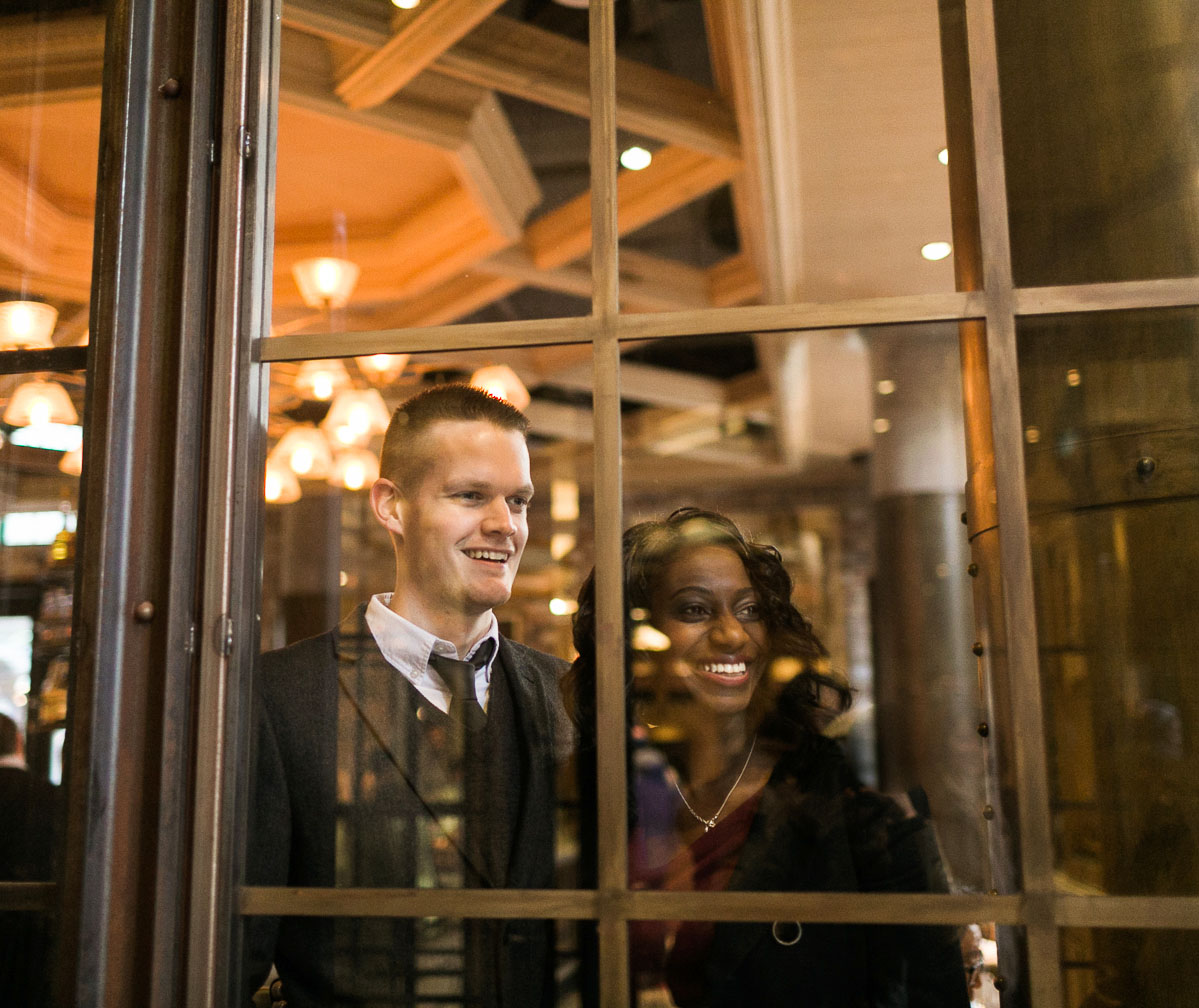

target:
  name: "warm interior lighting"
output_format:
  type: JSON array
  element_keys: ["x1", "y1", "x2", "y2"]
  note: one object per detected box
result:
[
  {"x1": 550, "y1": 479, "x2": 579, "y2": 522},
  {"x1": 921, "y1": 241, "x2": 952, "y2": 261},
  {"x1": 550, "y1": 532, "x2": 576, "y2": 561},
  {"x1": 0, "y1": 301, "x2": 58, "y2": 350},
  {"x1": 291, "y1": 257, "x2": 360, "y2": 310},
  {"x1": 470, "y1": 364, "x2": 530, "y2": 410},
  {"x1": 295, "y1": 359, "x2": 351, "y2": 401},
  {"x1": 392, "y1": 0, "x2": 420, "y2": 8},
  {"x1": 10, "y1": 423, "x2": 82, "y2": 451},
  {"x1": 1024, "y1": 427, "x2": 1041, "y2": 444},
  {"x1": 620, "y1": 146, "x2": 652, "y2": 171},
  {"x1": 264, "y1": 461, "x2": 301, "y2": 504},
  {"x1": 271, "y1": 424, "x2": 333, "y2": 479},
  {"x1": 321, "y1": 388, "x2": 390, "y2": 447},
  {"x1": 873, "y1": 417, "x2": 891, "y2": 434},
  {"x1": 876, "y1": 379, "x2": 896, "y2": 395},
  {"x1": 548, "y1": 597, "x2": 578, "y2": 616},
  {"x1": 1066, "y1": 368, "x2": 1082, "y2": 387},
  {"x1": 938, "y1": 147, "x2": 949, "y2": 165},
  {"x1": 632, "y1": 624, "x2": 671, "y2": 652},
  {"x1": 329, "y1": 447, "x2": 380, "y2": 491},
  {"x1": 59, "y1": 446, "x2": 83, "y2": 477},
  {"x1": 355, "y1": 353, "x2": 409, "y2": 386},
  {"x1": 4, "y1": 380, "x2": 78, "y2": 427}
]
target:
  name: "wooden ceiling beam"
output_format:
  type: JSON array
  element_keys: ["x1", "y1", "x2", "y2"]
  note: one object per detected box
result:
[
  {"x1": 523, "y1": 145, "x2": 740, "y2": 271},
  {"x1": 282, "y1": 0, "x2": 390, "y2": 48},
  {"x1": 707, "y1": 253, "x2": 761, "y2": 307},
  {"x1": 0, "y1": 155, "x2": 92, "y2": 292},
  {"x1": 335, "y1": 0, "x2": 506, "y2": 111},
  {"x1": 437, "y1": 14, "x2": 740, "y2": 159}
]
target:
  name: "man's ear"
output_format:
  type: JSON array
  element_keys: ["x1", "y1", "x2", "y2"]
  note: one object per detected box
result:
[{"x1": 369, "y1": 478, "x2": 404, "y2": 536}]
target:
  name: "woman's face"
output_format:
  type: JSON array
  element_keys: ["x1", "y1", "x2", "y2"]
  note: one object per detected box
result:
[{"x1": 649, "y1": 543, "x2": 769, "y2": 715}]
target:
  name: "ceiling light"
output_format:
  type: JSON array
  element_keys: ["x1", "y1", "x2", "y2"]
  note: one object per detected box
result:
[
  {"x1": 9, "y1": 423, "x2": 82, "y2": 451},
  {"x1": 470, "y1": 364, "x2": 530, "y2": 410},
  {"x1": 550, "y1": 479, "x2": 579, "y2": 522},
  {"x1": 329, "y1": 447, "x2": 380, "y2": 491},
  {"x1": 392, "y1": 0, "x2": 420, "y2": 8},
  {"x1": 632, "y1": 624, "x2": 671, "y2": 652},
  {"x1": 549, "y1": 597, "x2": 578, "y2": 616},
  {"x1": 295, "y1": 359, "x2": 351, "y2": 401},
  {"x1": 291, "y1": 257, "x2": 360, "y2": 310},
  {"x1": 550, "y1": 532, "x2": 576, "y2": 561},
  {"x1": 321, "y1": 388, "x2": 390, "y2": 446},
  {"x1": 921, "y1": 241, "x2": 952, "y2": 261},
  {"x1": 620, "y1": 146, "x2": 652, "y2": 171},
  {"x1": 1066, "y1": 368, "x2": 1081, "y2": 387},
  {"x1": 938, "y1": 147, "x2": 949, "y2": 165},
  {"x1": 1024, "y1": 426, "x2": 1041, "y2": 444},
  {"x1": 271, "y1": 424, "x2": 333, "y2": 479},
  {"x1": 355, "y1": 353, "x2": 409, "y2": 386},
  {"x1": 4, "y1": 379, "x2": 78, "y2": 427},
  {"x1": 59, "y1": 446, "x2": 83, "y2": 477},
  {"x1": 873, "y1": 417, "x2": 891, "y2": 434},
  {"x1": 0, "y1": 301, "x2": 58, "y2": 350},
  {"x1": 264, "y1": 461, "x2": 301, "y2": 504},
  {"x1": 876, "y1": 379, "x2": 896, "y2": 395}
]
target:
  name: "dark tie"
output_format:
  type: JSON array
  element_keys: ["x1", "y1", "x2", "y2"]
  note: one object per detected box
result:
[{"x1": 430, "y1": 638, "x2": 495, "y2": 731}]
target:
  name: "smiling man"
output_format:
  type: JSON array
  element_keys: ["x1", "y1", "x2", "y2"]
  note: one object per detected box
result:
[{"x1": 244, "y1": 384, "x2": 570, "y2": 1008}]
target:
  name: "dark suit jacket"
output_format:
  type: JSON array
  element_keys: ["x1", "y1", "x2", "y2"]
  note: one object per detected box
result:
[{"x1": 243, "y1": 606, "x2": 570, "y2": 1007}]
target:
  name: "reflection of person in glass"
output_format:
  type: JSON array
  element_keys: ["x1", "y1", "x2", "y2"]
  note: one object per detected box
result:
[
  {"x1": 244, "y1": 385, "x2": 569, "y2": 1008},
  {"x1": 570, "y1": 508, "x2": 968, "y2": 1007}
]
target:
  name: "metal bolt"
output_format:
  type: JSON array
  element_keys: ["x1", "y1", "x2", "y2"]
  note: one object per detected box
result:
[
  {"x1": 159, "y1": 77, "x2": 181, "y2": 98},
  {"x1": 977, "y1": 722, "x2": 990, "y2": 738},
  {"x1": 972, "y1": 641, "x2": 984, "y2": 657},
  {"x1": 1136, "y1": 456, "x2": 1156, "y2": 482},
  {"x1": 994, "y1": 975, "x2": 1008, "y2": 993},
  {"x1": 960, "y1": 511, "x2": 968, "y2": 525},
  {"x1": 967, "y1": 563, "x2": 979, "y2": 578},
  {"x1": 988, "y1": 888, "x2": 999, "y2": 897},
  {"x1": 982, "y1": 804, "x2": 995, "y2": 820},
  {"x1": 134, "y1": 601, "x2": 155, "y2": 623}
]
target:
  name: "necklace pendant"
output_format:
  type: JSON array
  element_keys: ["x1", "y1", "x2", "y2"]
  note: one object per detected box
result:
[{"x1": 704, "y1": 819, "x2": 715, "y2": 832}]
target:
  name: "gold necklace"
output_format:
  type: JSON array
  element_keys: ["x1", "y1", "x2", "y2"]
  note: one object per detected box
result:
[{"x1": 673, "y1": 737, "x2": 757, "y2": 832}]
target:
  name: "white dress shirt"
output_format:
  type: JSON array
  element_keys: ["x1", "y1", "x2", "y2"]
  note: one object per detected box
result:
[{"x1": 365, "y1": 593, "x2": 500, "y2": 714}]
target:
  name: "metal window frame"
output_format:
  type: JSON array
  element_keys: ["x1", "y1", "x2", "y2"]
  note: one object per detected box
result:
[{"x1": 191, "y1": 2, "x2": 1199, "y2": 1007}]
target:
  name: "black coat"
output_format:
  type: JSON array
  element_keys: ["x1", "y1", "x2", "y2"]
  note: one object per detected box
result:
[
  {"x1": 242, "y1": 607, "x2": 570, "y2": 1007},
  {"x1": 703, "y1": 740, "x2": 969, "y2": 1007}
]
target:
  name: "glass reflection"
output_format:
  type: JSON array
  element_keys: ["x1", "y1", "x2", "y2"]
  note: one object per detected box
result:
[
  {"x1": 1018, "y1": 309, "x2": 1199, "y2": 897},
  {"x1": 1061, "y1": 927, "x2": 1197, "y2": 1008},
  {"x1": 570, "y1": 510, "x2": 969, "y2": 1005}
]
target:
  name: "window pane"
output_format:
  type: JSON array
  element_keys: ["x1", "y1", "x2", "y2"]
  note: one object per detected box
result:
[
  {"x1": 0, "y1": 8, "x2": 99, "y2": 1004},
  {"x1": 629, "y1": 918, "x2": 994, "y2": 1006},
  {"x1": 243, "y1": 914, "x2": 588, "y2": 1007},
  {"x1": 616, "y1": 0, "x2": 955, "y2": 313},
  {"x1": 1061, "y1": 927, "x2": 1197, "y2": 1008},
  {"x1": 269, "y1": 2, "x2": 592, "y2": 342},
  {"x1": 1019, "y1": 308, "x2": 1199, "y2": 896},
  {"x1": 245, "y1": 348, "x2": 592, "y2": 1001},
  {"x1": 995, "y1": 2, "x2": 1199, "y2": 287}
]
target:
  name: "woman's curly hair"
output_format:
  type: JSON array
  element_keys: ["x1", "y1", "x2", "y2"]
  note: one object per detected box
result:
[{"x1": 569, "y1": 507, "x2": 850, "y2": 751}]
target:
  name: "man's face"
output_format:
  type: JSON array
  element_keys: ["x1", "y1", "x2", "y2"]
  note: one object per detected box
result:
[{"x1": 379, "y1": 420, "x2": 533, "y2": 634}]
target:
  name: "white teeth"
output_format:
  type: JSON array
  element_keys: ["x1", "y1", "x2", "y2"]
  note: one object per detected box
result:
[
  {"x1": 465, "y1": 549, "x2": 507, "y2": 561},
  {"x1": 703, "y1": 662, "x2": 747, "y2": 676}
]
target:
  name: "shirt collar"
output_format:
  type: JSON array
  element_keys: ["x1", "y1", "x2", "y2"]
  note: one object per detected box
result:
[{"x1": 365, "y1": 594, "x2": 499, "y2": 681}]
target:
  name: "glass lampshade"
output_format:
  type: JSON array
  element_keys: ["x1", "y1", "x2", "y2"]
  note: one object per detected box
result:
[
  {"x1": 355, "y1": 353, "x2": 409, "y2": 386},
  {"x1": 264, "y1": 459, "x2": 302, "y2": 504},
  {"x1": 321, "y1": 388, "x2": 391, "y2": 447},
  {"x1": 294, "y1": 359, "x2": 352, "y2": 401},
  {"x1": 270, "y1": 424, "x2": 333, "y2": 479},
  {"x1": 59, "y1": 446, "x2": 83, "y2": 477},
  {"x1": 0, "y1": 301, "x2": 58, "y2": 350},
  {"x1": 470, "y1": 364, "x2": 531, "y2": 410},
  {"x1": 291, "y1": 257, "x2": 360, "y2": 310},
  {"x1": 4, "y1": 379, "x2": 78, "y2": 427},
  {"x1": 328, "y1": 447, "x2": 380, "y2": 491}
]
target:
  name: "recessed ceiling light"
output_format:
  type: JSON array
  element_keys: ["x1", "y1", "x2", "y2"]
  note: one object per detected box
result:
[
  {"x1": 921, "y1": 241, "x2": 952, "y2": 261},
  {"x1": 938, "y1": 148, "x2": 949, "y2": 166},
  {"x1": 392, "y1": 0, "x2": 420, "y2": 8},
  {"x1": 620, "y1": 146, "x2": 652, "y2": 171}
]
